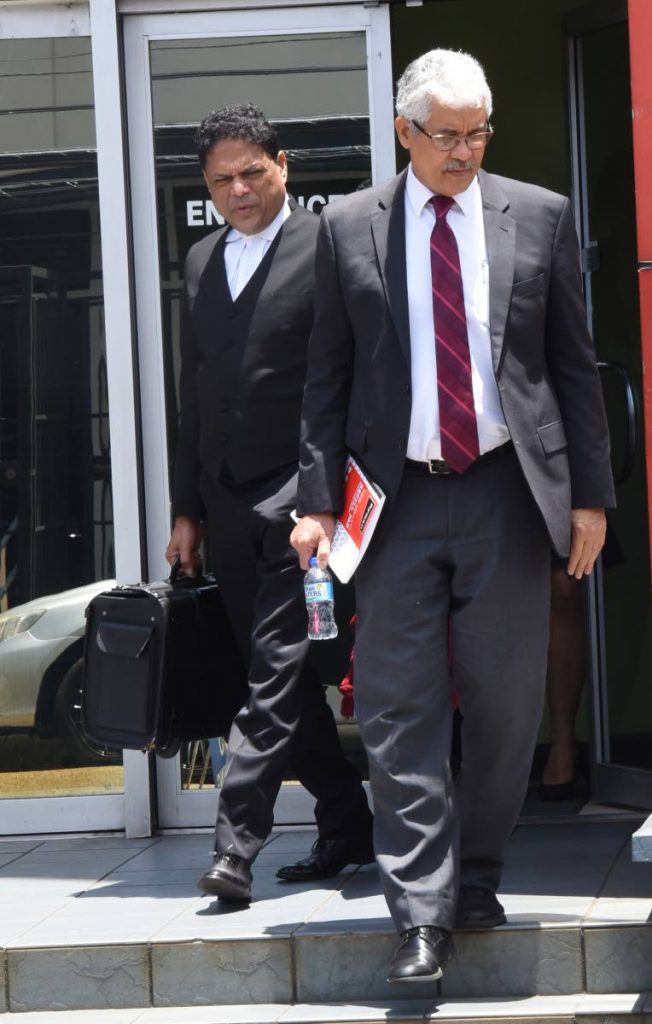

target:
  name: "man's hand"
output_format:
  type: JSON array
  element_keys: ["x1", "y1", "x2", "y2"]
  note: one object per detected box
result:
[
  {"x1": 567, "y1": 508, "x2": 606, "y2": 580},
  {"x1": 165, "y1": 515, "x2": 203, "y2": 576},
  {"x1": 290, "y1": 513, "x2": 336, "y2": 570}
]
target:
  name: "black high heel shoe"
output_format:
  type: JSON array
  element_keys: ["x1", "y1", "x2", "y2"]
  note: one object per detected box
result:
[{"x1": 539, "y1": 746, "x2": 587, "y2": 802}]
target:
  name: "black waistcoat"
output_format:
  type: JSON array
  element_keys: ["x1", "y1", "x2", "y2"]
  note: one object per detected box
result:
[{"x1": 175, "y1": 206, "x2": 319, "y2": 505}]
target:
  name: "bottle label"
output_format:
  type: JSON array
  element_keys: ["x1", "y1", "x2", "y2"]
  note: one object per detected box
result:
[{"x1": 305, "y1": 581, "x2": 334, "y2": 603}]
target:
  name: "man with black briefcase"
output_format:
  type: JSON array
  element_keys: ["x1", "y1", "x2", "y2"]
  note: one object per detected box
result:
[{"x1": 165, "y1": 104, "x2": 373, "y2": 902}]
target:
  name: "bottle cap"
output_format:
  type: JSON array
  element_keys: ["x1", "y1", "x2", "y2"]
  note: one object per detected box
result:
[{"x1": 308, "y1": 556, "x2": 318, "y2": 567}]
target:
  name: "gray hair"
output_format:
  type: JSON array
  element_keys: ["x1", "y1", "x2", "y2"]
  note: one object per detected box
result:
[{"x1": 395, "y1": 49, "x2": 493, "y2": 126}]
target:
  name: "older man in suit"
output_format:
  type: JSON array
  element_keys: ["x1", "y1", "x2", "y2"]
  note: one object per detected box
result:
[
  {"x1": 291, "y1": 50, "x2": 614, "y2": 982},
  {"x1": 166, "y1": 104, "x2": 372, "y2": 902}
]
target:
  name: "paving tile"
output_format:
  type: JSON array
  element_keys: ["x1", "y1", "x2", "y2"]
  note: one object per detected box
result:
[
  {"x1": 280, "y1": 1001, "x2": 432, "y2": 1021},
  {"x1": 0, "y1": 1011, "x2": 144, "y2": 1023},
  {"x1": 0, "y1": 882, "x2": 86, "y2": 904},
  {"x1": 0, "y1": 852, "x2": 34, "y2": 868},
  {"x1": 426, "y1": 995, "x2": 582, "y2": 1017},
  {"x1": 137, "y1": 1005, "x2": 287, "y2": 1022},
  {"x1": 593, "y1": 842, "x2": 652, "y2": 906},
  {"x1": 7, "y1": 945, "x2": 150, "y2": 1012},
  {"x1": 101, "y1": 868, "x2": 202, "y2": 885},
  {"x1": 151, "y1": 886, "x2": 345, "y2": 941},
  {"x1": 8, "y1": 921, "x2": 167, "y2": 947},
  {"x1": 440, "y1": 927, "x2": 583, "y2": 998},
  {"x1": 38, "y1": 838, "x2": 158, "y2": 853},
  {"x1": 584, "y1": 899, "x2": 652, "y2": 926},
  {"x1": 0, "y1": 903, "x2": 72, "y2": 944},
  {"x1": 498, "y1": 895, "x2": 592, "y2": 928},
  {"x1": 261, "y1": 831, "x2": 318, "y2": 854},
  {"x1": 575, "y1": 993, "x2": 651, "y2": 1014},
  {"x1": 151, "y1": 938, "x2": 293, "y2": 1006},
  {"x1": 5, "y1": 850, "x2": 140, "y2": 870},
  {"x1": 113, "y1": 845, "x2": 211, "y2": 871},
  {"x1": 0, "y1": 841, "x2": 43, "y2": 855},
  {"x1": 77, "y1": 881, "x2": 198, "y2": 900},
  {"x1": 511, "y1": 821, "x2": 635, "y2": 845},
  {"x1": 294, "y1": 932, "x2": 431, "y2": 1003},
  {"x1": 584, "y1": 926, "x2": 652, "y2": 992}
]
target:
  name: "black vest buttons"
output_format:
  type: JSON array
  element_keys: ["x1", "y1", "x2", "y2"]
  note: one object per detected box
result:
[
  {"x1": 223, "y1": 340, "x2": 234, "y2": 351},
  {"x1": 217, "y1": 433, "x2": 230, "y2": 444}
]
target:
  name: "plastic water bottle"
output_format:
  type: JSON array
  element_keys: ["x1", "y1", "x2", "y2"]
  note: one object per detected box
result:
[{"x1": 304, "y1": 557, "x2": 338, "y2": 640}]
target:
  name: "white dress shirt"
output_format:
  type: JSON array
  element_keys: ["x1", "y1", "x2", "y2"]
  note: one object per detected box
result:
[
  {"x1": 224, "y1": 196, "x2": 292, "y2": 299},
  {"x1": 404, "y1": 166, "x2": 509, "y2": 462}
]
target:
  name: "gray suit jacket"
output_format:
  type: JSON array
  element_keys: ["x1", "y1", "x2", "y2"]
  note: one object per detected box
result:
[{"x1": 296, "y1": 168, "x2": 615, "y2": 556}]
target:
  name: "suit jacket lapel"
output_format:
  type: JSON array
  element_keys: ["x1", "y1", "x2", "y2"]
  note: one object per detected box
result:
[
  {"x1": 479, "y1": 169, "x2": 515, "y2": 374},
  {"x1": 371, "y1": 170, "x2": 411, "y2": 368}
]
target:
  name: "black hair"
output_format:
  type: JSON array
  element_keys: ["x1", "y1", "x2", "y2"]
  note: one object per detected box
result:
[{"x1": 195, "y1": 103, "x2": 280, "y2": 169}]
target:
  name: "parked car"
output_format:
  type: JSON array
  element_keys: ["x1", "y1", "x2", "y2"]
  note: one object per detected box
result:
[
  {"x1": 0, "y1": 577, "x2": 360, "y2": 772},
  {"x1": 0, "y1": 580, "x2": 120, "y2": 764}
]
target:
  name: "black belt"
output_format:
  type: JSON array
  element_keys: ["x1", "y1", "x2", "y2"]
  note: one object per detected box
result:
[{"x1": 404, "y1": 441, "x2": 513, "y2": 476}]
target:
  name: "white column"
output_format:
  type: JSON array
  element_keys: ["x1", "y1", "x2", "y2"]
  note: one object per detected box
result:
[{"x1": 89, "y1": 0, "x2": 154, "y2": 837}]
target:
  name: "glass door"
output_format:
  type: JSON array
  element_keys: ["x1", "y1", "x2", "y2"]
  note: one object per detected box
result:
[
  {"x1": 567, "y1": 2, "x2": 652, "y2": 809},
  {"x1": 0, "y1": 20, "x2": 128, "y2": 834},
  {"x1": 124, "y1": 6, "x2": 394, "y2": 828}
]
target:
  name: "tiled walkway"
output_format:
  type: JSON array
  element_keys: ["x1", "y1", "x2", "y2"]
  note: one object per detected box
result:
[{"x1": 0, "y1": 817, "x2": 649, "y2": 1016}]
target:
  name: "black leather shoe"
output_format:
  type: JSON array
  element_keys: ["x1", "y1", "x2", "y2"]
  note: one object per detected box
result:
[
  {"x1": 276, "y1": 835, "x2": 374, "y2": 881},
  {"x1": 456, "y1": 885, "x2": 506, "y2": 929},
  {"x1": 387, "y1": 926, "x2": 454, "y2": 983},
  {"x1": 197, "y1": 853, "x2": 252, "y2": 901}
]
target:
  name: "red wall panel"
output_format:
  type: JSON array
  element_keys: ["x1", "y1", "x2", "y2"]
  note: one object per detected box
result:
[{"x1": 628, "y1": 0, "x2": 652, "y2": 565}]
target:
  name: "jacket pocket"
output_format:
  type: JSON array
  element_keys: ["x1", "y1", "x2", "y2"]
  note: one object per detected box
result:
[
  {"x1": 537, "y1": 419, "x2": 568, "y2": 456},
  {"x1": 511, "y1": 272, "x2": 545, "y2": 297}
]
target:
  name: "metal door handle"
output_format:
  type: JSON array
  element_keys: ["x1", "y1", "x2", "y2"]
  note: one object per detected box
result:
[{"x1": 597, "y1": 360, "x2": 638, "y2": 483}]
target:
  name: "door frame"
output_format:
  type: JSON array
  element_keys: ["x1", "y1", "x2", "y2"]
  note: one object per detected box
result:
[
  {"x1": 566, "y1": 0, "x2": 652, "y2": 809},
  {"x1": 123, "y1": 4, "x2": 394, "y2": 829},
  {"x1": 0, "y1": 0, "x2": 151, "y2": 836}
]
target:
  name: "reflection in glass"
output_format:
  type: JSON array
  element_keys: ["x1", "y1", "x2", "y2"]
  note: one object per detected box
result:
[
  {"x1": 148, "y1": 33, "x2": 371, "y2": 789},
  {"x1": 0, "y1": 38, "x2": 123, "y2": 796}
]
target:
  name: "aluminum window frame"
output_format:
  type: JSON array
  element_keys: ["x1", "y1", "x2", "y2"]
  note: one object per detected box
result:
[{"x1": 0, "y1": 0, "x2": 149, "y2": 837}]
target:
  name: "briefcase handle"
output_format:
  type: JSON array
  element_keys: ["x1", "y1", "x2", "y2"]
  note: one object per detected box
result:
[{"x1": 169, "y1": 556, "x2": 205, "y2": 586}]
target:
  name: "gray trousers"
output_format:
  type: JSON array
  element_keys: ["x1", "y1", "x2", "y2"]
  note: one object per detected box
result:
[{"x1": 353, "y1": 448, "x2": 551, "y2": 932}]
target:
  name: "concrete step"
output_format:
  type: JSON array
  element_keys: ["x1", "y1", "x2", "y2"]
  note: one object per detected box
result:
[
  {"x1": 0, "y1": 994, "x2": 650, "y2": 1023},
  {"x1": 0, "y1": 821, "x2": 650, "y2": 1013},
  {"x1": 632, "y1": 816, "x2": 652, "y2": 862}
]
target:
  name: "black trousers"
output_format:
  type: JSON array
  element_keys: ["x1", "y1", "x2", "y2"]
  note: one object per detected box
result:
[{"x1": 200, "y1": 465, "x2": 371, "y2": 862}]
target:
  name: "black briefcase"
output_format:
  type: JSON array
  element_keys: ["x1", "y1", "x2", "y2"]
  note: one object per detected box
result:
[{"x1": 81, "y1": 563, "x2": 247, "y2": 755}]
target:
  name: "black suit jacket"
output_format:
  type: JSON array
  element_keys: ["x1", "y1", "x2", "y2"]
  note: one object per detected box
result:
[
  {"x1": 173, "y1": 201, "x2": 319, "y2": 519},
  {"x1": 297, "y1": 169, "x2": 615, "y2": 556}
]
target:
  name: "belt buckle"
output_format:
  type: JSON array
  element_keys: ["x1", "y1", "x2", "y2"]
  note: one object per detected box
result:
[{"x1": 427, "y1": 458, "x2": 453, "y2": 475}]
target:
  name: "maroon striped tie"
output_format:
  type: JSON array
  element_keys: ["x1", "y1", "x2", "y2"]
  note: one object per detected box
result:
[{"x1": 430, "y1": 195, "x2": 480, "y2": 473}]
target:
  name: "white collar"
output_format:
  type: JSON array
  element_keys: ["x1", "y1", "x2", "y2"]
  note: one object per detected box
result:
[
  {"x1": 225, "y1": 195, "x2": 291, "y2": 245},
  {"x1": 405, "y1": 164, "x2": 479, "y2": 218}
]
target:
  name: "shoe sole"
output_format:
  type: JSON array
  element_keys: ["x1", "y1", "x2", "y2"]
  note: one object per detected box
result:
[
  {"x1": 197, "y1": 873, "x2": 251, "y2": 902},
  {"x1": 387, "y1": 966, "x2": 443, "y2": 983}
]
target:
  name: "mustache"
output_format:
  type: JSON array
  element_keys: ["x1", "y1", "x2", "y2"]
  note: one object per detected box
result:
[{"x1": 443, "y1": 159, "x2": 475, "y2": 171}]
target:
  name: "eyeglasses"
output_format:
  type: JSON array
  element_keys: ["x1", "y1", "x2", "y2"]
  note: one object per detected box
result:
[{"x1": 411, "y1": 120, "x2": 494, "y2": 152}]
